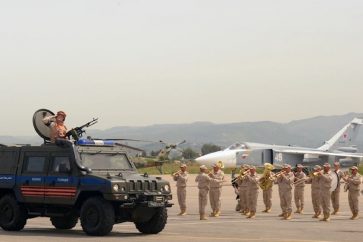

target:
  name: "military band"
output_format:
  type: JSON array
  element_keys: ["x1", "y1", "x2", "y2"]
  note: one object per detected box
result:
[
  {"x1": 331, "y1": 161, "x2": 344, "y2": 215},
  {"x1": 276, "y1": 164, "x2": 294, "y2": 220},
  {"x1": 245, "y1": 166, "x2": 259, "y2": 218},
  {"x1": 319, "y1": 163, "x2": 333, "y2": 221},
  {"x1": 237, "y1": 165, "x2": 250, "y2": 215},
  {"x1": 306, "y1": 165, "x2": 322, "y2": 218},
  {"x1": 195, "y1": 165, "x2": 211, "y2": 220},
  {"x1": 208, "y1": 162, "x2": 225, "y2": 217},
  {"x1": 172, "y1": 163, "x2": 189, "y2": 216},
  {"x1": 294, "y1": 164, "x2": 306, "y2": 214},
  {"x1": 342, "y1": 166, "x2": 361, "y2": 219},
  {"x1": 174, "y1": 162, "x2": 361, "y2": 222},
  {"x1": 259, "y1": 163, "x2": 274, "y2": 213}
]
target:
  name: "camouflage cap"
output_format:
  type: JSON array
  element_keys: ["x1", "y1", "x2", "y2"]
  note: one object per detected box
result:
[
  {"x1": 323, "y1": 163, "x2": 331, "y2": 168},
  {"x1": 180, "y1": 164, "x2": 187, "y2": 168},
  {"x1": 350, "y1": 166, "x2": 358, "y2": 170},
  {"x1": 297, "y1": 164, "x2": 303, "y2": 168},
  {"x1": 334, "y1": 161, "x2": 340, "y2": 166},
  {"x1": 199, "y1": 165, "x2": 207, "y2": 170},
  {"x1": 249, "y1": 165, "x2": 256, "y2": 170},
  {"x1": 283, "y1": 164, "x2": 291, "y2": 169},
  {"x1": 314, "y1": 165, "x2": 321, "y2": 170}
]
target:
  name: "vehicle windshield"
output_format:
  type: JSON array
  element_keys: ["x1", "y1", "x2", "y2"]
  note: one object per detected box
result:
[{"x1": 79, "y1": 152, "x2": 133, "y2": 170}]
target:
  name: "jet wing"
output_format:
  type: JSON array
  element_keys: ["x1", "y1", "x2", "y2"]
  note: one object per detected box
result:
[{"x1": 273, "y1": 148, "x2": 363, "y2": 158}]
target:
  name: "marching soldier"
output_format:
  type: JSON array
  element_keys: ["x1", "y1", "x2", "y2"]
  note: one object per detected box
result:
[
  {"x1": 237, "y1": 164, "x2": 250, "y2": 215},
  {"x1": 231, "y1": 168, "x2": 241, "y2": 212},
  {"x1": 294, "y1": 164, "x2": 306, "y2": 214},
  {"x1": 259, "y1": 163, "x2": 274, "y2": 213},
  {"x1": 195, "y1": 165, "x2": 211, "y2": 220},
  {"x1": 209, "y1": 162, "x2": 225, "y2": 217},
  {"x1": 276, "y1": 164, "x2": 295, "y2": 220},
  {"x1": 319, "y1": 163, "x2": 333, "y2": 221},
  {"x1": 42, "y1": 111, "x2": 68, "y2": 143},
  {"x1": 245, "y1": 166, "x2": 259, "y2": 218},
  {"x1": 331, "y1": 161, "x2": 344, "y2": 215},
  {"x1": 173, "y1": 164, "x2": 188, "y2": 215},
  {"x1": 306, "y1": 165, "x2": 322, "y2": 218},
  {"x1": 342, "y1": 166, "x2": 362, "y2": 220}
]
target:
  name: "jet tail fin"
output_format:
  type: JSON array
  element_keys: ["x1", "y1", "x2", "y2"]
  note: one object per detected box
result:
[{"x1": 318, "y1": 118, "x2": 363, "y2": 151}]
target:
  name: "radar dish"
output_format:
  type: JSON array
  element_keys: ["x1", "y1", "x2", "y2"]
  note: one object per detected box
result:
[{"x1": 33, "y1": 109, "x2": 54, "y2": 140}]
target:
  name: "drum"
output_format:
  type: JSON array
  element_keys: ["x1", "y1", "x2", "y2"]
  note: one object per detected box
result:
[{"x1": 330, "y1": 171, "x2": 339, "y2": 192}]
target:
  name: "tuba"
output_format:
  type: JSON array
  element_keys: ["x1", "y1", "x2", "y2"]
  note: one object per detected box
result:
[
  {"x1": 216, "y1": 160, "x2": 225, "y2": 169},
  {"x1": 259, "y1": 163, "x2": 275, "y2": 190}
]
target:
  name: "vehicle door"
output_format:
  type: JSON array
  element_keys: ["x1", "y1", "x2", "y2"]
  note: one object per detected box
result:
[
  {"x1": 17, "y1": 152, "x2": 49, "y2": 204},
  {"x1": 44, "y1": 153, "x2": 78, "y2": 205}
]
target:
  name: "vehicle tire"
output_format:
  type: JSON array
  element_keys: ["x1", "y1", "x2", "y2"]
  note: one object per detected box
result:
[
  {"x1": 135, "y1": 207, "x2": 167, "y2": 234},
  {"x1": 80, "y1": 197, "x2": 114, "y2": 236},
  {"x1": 0, "y1": 195, "x2": 27, "y2": 231},
  {"x1": 50, "y1": 214, "x2": 78, "y2": 230}
]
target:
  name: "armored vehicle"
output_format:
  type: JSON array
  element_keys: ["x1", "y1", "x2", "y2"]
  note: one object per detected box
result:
[{"x1": 0, "y1": 109, "x2": 172, "y2": 236}]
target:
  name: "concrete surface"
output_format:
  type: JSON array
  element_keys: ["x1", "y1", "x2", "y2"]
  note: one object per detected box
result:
[{"x1": 0, "y1": 174, "x2": 362, "y2": 242}]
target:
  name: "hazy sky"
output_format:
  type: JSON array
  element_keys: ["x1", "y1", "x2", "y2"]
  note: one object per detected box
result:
[{"x1": 1, "y1": 0, "x2": 362, "y2": 136}]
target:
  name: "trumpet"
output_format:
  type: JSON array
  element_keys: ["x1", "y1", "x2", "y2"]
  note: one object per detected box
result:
[
  {"x1": 342, "y1": 171, "x2": 350, "y2": 192},
  {"x1": 172, "y1": 170, "x2": 182, "y2": 176},
  {"x1": 271, "y1": 170, "x2": 286, "y2": 178},
  {"x1": 293, "y1": 178, "x2": 306, "y2": 186},
  {"x1": 310, "y1": 171, "x2": 322, "y2": 177}
]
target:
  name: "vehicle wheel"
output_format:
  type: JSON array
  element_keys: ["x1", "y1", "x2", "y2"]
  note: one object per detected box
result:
[
  {"x1": 0, "y1": 195, "x2": 27, "y2": 231},
  {"x1": 50, "y1": 214, "x2": 78, "y2": 230},
  {"x1": 135, "y1": 207, "x2": 167, "y2": 234},
  {"x1": 80, "y1": 197, "x2": 114, "y2": 236}
]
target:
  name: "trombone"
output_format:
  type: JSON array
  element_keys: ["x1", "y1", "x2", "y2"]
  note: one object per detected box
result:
[{"x1": 237, "y1": 169, "x2": 250, "y2": 180}]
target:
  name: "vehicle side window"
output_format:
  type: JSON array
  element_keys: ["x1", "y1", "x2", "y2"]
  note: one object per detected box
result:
[
  {"x1": 23, "y1": 156, "x2": 46, "y2": 173},
  {"x1": 0, "y1": 150, "x2": 18, "y2": 173},
  {"x1": 51, "y1": 157, "x2": 71, "y2": 174}
]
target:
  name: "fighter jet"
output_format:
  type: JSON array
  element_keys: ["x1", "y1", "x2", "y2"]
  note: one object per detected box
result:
[{"x1": 195, "y1": 118, "x2": 363, "y2": 169}]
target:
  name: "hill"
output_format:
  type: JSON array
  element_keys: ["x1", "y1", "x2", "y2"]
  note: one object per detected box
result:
[{"x1": 1, "y1": 113, "x2": 363, "y2": 152}]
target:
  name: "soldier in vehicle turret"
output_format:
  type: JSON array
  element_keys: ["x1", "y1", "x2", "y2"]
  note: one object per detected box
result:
[{"x1": 42, "y1": 111, "x2": 68, "y2": 143}]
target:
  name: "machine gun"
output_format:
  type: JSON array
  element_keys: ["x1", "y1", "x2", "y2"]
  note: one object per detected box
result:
[{"x1": 66, "y1": 118, "x2": 98, "y2": 141}]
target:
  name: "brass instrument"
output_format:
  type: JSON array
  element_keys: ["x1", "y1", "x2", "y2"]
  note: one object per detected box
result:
[
  {"x1": 172, "y1": 170, "x2": 182, "y2": 177},
  {"x1": 311, "y1": 171, "x2": 322, "y2": 177},
  {"x1": 208, "y1": 161, "x2": 225, "y2": 177},
  {"x1": 259, "y1": 163, "x2": 274, "y2": 190},
  {"x1": 293, "y1": 177, "x2": 306, "y2": 186},
  {"x1": 271, "y1": 170, "x2": 286, "y2": 178},
  {"x1": 237, "y1": 169, "x2": 250, "y2": 180},
  {"x1": 216, "y1": 160, "x2": 225, "y2": 169}
]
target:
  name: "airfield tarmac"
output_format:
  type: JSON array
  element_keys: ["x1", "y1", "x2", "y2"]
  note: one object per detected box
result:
[{"x1": 0, "y1": 174, "x2": 362, "y2": 242}]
